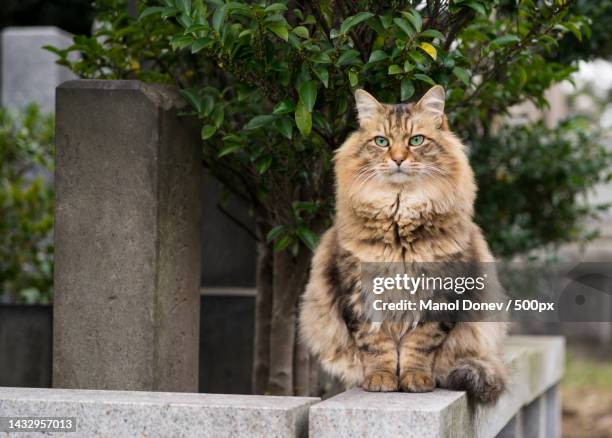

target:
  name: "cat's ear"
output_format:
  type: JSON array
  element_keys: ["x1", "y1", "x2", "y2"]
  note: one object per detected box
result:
[
  {"x1": 417, "y1": 85, "x2": 445, "y2": 125},
  {"x1": 355, "y1": 89, "x2": 383, "y2": 126}
]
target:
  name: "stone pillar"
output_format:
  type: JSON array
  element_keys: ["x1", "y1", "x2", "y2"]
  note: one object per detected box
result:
[
  {"x1": 544, "y1": 386, "x2": 561, "y2": 438},
  {"x1": 53, "y1": 80, "x2": 201, "y2": 392},
  {"x1": 1, "y1": 27, "x2": 75, "y2": 112}
]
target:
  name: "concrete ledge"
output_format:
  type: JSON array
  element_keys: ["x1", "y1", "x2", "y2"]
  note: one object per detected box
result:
[
  {"x1": 0, "y1": 387, "x2": 319, "y2": 438},
  {"x1": 309, "y1": 336, "x2": 564, "y2": 438}
]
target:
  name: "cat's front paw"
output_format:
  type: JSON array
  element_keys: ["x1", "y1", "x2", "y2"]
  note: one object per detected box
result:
[
  {"x1": 399, "y1": 370, "x2": 434, "y2": 393},
  {"x1": 362, "y1": 371, "x2": 399, "y2": 392}
]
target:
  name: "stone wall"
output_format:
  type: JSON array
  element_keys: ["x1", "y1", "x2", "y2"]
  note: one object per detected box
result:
[{"x1": 0, "y1": 336, "x2": 564, "y2": 438}]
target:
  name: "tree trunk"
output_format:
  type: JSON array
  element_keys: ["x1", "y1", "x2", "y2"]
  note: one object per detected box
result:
[
  {"x1": 252, "y1": 240, "x2": 273, "y2": 394},
  {"x1": 267, "y1": 248, "x2": 310, "y2": 395},
  {"x1": 293, "y1": 315, "x2": 310, "y2": 395}
]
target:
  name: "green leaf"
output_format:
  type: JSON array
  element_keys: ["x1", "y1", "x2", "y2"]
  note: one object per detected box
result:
[
  {"x1": 212, "y1": 106, "x2": 225, "y2": 127},
  {"x1": 177, "y1": 0, "x2": 191, "y2": 14},
  {"x1": 264, "y1": 3, "x2": 288, "y2": 13},
  {"x1": 292, "y1": 26, "x2": 309, "y2": 39},
  {"x1": 275, "y1": 117, "x2": 293, "y2": 139},
  {"x1": 402, "y1": 10, "x2": 422, "y2": 33},
  {"x1": 170, "y1": 35, "x2": 194, "y2": 50},
  {"x1": 514, "y1": 65, "x2": 527, "y2": 88},
  {"x1": 388, "y1": 64, "x2": 402, "y2": 75},
  {"x1": 295, "y1": 100, "x2": 312, "y2": 136},
  {"x1": 191, "y1": 37, "x2": 213, "y2": 53},
  {"x1": 180, "y1": 89, "x2": 201, "y2": 112},
  {"x1": 273, "y1": 101, "x2": 295, "y2": 115},
  {"x1": 274, "y1": 235, "x2": 293, "y2": 252},
  {"x1": 490, "y1": 34, "x2": 520, "y2": 47},
  {"x1": 368, "y1": 50, "x2": 387, "y2": 63},
  {"x1": 313, "y1": 65, "x2": 329, "y2": 87},
  {"x1": 212, "y1": 4, "x2": 228, "y2": 33},
  {"x1": 393, "y1": 17, "x2": 414, "y2": 37},
  {"x1": 414, "y1": 73, "x2": 436, "y2": 85},
  {"x1": 340, "y1": 12, "x2": 374, "y2": 34},
  {"x1": 465, "y1": 1, "x2": 486, "y2": 16},
  {"x1": 419, "y1": 29, "x2": 445, "y2": 40},
  {"x1": 218, "y1": 143, "x2": 242, "y2": 157},
  {"x1": 227, "y1": 2, "x2": 253, "y2": 17},
  {"x1": 348, "y1": 70, "x2": 358, "y2": 87},
  {"x1": 139, "y1": 6, "x2": 164, "y2": 19},
  {"x1": 297, "y1": 226, "x2": 318, "y2": 251},
  {"x1": 245, "y1": 115, "x2": 276, "y2": 130},
  {"x1": 298, "y1": 81, "x2": 317, "y2": 112},
  {"x1": 160, "y1": 6, "x2": 180, "y2": 18},
  {"x1": 267, "y1": 22, "x2": 289, "y2": 41},
  {"x1": 201, "y1": 125, "x2": 216, "y2": 139},
  {"x1": 400, "y1": 80, "x2": 415, "y2": 101},
  {"x1": 408, "y1": 50, "x2": 427, "y2": 65},
  {"x1": 418, "y1": 42, "x2": 437, "y2": 60},
  {"x1": 452, "y1": 67, "x2": 471, "y2": 86},
  {"x1": 311, "y1": 51, "x2": 332, "y2": 64},
  {"x1": 256, "y1": 156, "x2": 273, "y2": 174},
  {"x1": 564, "y1": 22, "x2": 582, "y2": 42},
  {"x1": 337, "y1": 49, "x2": 361, "y2": 66},
  {"x1": 202, "y1": 95, "x2": 215, "y2": 116},
  {"x1": 267, "y1": 225, "x2": 286, "y2": 242}
]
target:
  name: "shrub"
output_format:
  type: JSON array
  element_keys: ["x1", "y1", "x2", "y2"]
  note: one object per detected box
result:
[{"x1": 0, "y1": 105, "x2": 55, "y2": 304}]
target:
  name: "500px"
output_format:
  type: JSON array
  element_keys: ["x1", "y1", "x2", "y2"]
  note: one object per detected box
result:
[{"x1": 512, "y1": 300, "x2": 555, "y2": 313}]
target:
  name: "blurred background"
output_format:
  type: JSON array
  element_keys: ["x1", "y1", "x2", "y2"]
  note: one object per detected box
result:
[{"x1": 0, "y1": 1, "x2": 611, "y2": 437}]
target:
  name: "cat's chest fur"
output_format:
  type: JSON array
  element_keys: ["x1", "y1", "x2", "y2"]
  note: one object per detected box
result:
[{"x1": 339, "y1": 189, "x2": 472, "y2": 263}]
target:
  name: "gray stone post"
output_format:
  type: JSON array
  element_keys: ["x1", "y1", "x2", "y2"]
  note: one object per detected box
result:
[{"x1": 53, "y1": 80, "x2": 201, "y2": 392}]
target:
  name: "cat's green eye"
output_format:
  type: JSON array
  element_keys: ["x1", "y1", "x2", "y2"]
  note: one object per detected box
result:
[
  {"x1": 409, "y1": 135, "x2": 424, "y2": 146},
  {"x1": 374, "y1": 136, "x2": 389, "y2": 147}
]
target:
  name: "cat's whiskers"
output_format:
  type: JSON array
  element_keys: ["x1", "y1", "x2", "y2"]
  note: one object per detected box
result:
[{"x1": 349, "y1": 164, "x2": 386, "y2": 196}]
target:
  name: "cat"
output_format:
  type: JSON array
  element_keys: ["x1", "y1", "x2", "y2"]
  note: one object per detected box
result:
[{"x1": 299, "y1": 85, "x2": 507, "y2": 403}]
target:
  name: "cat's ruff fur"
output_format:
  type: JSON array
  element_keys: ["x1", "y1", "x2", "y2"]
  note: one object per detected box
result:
[{"x1": 299, "y1": 86, "x2": 507, "y2": 403}]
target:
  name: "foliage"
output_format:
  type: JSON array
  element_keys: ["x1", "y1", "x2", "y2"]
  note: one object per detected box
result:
[
  {"x1": 473, "y1": 117, "x2": 611, "y2": 257},
  {"x1": 50, "y1": 0, "x2": 611, "y2": 259},
  {"x1": 0, "y1": 105, "x2": 55, "y2": 304}
]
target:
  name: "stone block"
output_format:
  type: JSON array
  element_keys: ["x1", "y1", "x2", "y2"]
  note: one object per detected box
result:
[
  {"x1": 0, "y1": 387, "x2": 319, "y2": 438},
  {"x1": 309, "y1": 336, "x2": 565, "y2": 438},
  {"x1": 53, "y1": 80, "x2": 201, "y2": 392},
  {"x1": 1, "y1": 27, "x2": 75, "y2": 112}
]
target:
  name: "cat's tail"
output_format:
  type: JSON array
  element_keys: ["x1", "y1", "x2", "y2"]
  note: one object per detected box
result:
[
  {"x1": 435, "y1": 322, "x2": 508, "y2": 404},
  {"x1": 443, "y1": 356, "x2": 507, "y2": 404}
]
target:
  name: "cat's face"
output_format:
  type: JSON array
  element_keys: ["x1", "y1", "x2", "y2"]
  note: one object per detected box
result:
[{"x1": 339, "y1": 86, "x2": 462, "y2": 187}]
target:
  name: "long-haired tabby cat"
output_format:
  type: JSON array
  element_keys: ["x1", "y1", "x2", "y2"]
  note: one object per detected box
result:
[{"x1": 299, "y1": 86, "x2": 507, "y2": 403}]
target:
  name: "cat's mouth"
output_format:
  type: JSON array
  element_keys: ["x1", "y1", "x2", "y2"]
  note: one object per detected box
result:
[
  {"x1": 385, "y1": 167, "x2": 413, "y2": 183},
  {"x1": 382, "y1": 163, "x2": 446, "y2": 183}
]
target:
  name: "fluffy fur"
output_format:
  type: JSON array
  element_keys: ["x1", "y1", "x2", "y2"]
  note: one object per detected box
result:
[{"x1": 299, "y1": 86, "x2": 507, "y2": 403}]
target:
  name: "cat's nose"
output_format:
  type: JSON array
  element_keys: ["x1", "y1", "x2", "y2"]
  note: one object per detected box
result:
[{"x1": 391, "y1": 156, "x2": 404, "y2": 166}]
